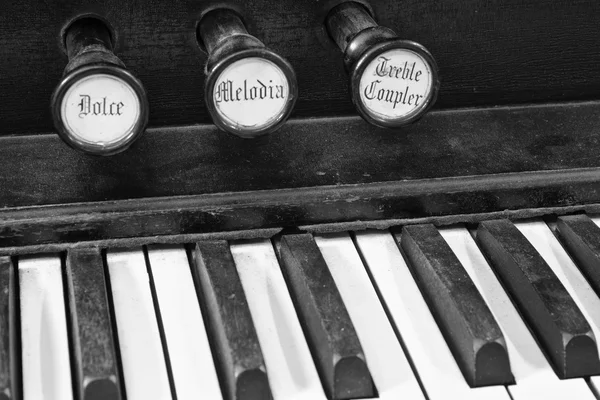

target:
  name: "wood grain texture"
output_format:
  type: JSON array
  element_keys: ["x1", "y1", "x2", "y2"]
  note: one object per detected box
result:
[
  {"x1": 0, "y1": 0, "x2": 599, "y2": 135},
  {"x1": 0, "y1": 102, "x2": 600, "y2": 247},
  {"x1": 192, "y1": 241, "x2": 271, "y2": 400},
  {"x1": 1, "y1": 101, "x2": 600, "y2": 208},
  {"x1": 399, "y1": 224, "x2": 513, "y2": 387},
  {"x1": 278, "y1": 233, "x2": 373, "y2": 399},
  {"x1": 477, "y1": 219, "x2": 600, "y2": 379},
  {"x1": 65, "y1": 248, "x2": 122, "y2": 400}
]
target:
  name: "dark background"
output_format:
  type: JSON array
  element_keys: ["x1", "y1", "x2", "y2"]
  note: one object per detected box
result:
[{"x1": 1, "y1": 0, "x2": 599, "y2": 135}]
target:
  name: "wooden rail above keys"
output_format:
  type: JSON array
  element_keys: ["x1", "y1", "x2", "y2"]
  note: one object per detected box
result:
[
  {"x1": 0, "y1": 101, "x2": 597, "y2": 250},
  {"x1": 2, "y1": 101, "x2": 600, "y2": 250}
]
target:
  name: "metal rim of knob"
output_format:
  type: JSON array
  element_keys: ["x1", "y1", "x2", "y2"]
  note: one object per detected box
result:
[
  {"x1": 51, "y1": 64, "x2": 149, "y2": 156},
  {"x1": 350, "y1": 39, "x2": 440, "y2": 128},
  {"x1": 204, "y1": 47, "x2": 298, "y2": 139}
]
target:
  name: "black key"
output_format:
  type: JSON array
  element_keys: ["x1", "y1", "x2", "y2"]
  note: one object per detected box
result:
[
  {"x1": 477, "y1": 219, "x2": 600, "y2": 378},
  {"x1": 557, "y1": 214, "x2": 600, "y2": 296},
  {"x1": 65, "y1": 248, "x2": 122, "y2": 400},
  {"x1": 399, "y1": 224, "x2": 513, "y2": 387},
  {"x1": 0, "y1": 257, "x2": 17, "y2": 400},
  {"x1": 278, "y1": 234, "x2": 374, "y2": 400},
  {"x1": 192, "y1": 241, "x2": 272, "y2": 400}
]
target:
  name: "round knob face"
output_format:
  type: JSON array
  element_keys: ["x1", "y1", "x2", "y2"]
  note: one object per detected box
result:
[
  {"x1": 352, "y1": 42, "x2": 439, "y2": 128},
  {"x1": 206, "y1": 50, "x2": 297, "y2": 138},
  {"x1": 52, "y1": 66, "x2": 148, "y2": 155}
]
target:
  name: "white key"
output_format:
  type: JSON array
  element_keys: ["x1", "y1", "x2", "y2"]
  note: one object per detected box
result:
[
  {"x1": 354, "y1": 231, "x2": 510, "y2": 400},
  {"x1": 19, "y1": 255, "x2": 73, "y2": 400},
  {"x1": 107, "y1": 248, "x2": 172, "y2": 400},
  {"x1": 229, "y1": 240, "x2": 327, "y2": 400},
  {"x1": 515, "y1": 219, "x2": 600, "y2": 395},
  {"x1": 314, "y1": 233, "x2": 425, "y2": 400},
  {"x1": 147, "y1": 245, "x2": 223, "y2": 400},
  {"x1": 440, "y1": 225, "x2": 595, "y2": 400}
]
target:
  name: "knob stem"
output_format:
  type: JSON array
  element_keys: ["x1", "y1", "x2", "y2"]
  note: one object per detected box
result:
[
  {"x1": 199, "y1": 9, "x2": 253, "y2": 54},
  {"x1": 326, "y1": 2, "x2": 396, "y2": 70},
  {"x1": 326, "y1": 2, "x2": 378, "y2": 52},
  {"x1": 64, "y1": 18, "x2": 123, "y2": 75},
  {"x1": 199, "y1": 9, "x2": 265, "y2": 73},
  {"x1": 66, "y1": 18, "x2": 113, "y2": 58}
]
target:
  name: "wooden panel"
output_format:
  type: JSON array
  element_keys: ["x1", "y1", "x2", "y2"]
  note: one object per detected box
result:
[
  {"x1": 0, "y1": 102, "x2": 599, "y2": 248},
  {"x1": 1, "y1": 166, "x2": 600, "y2": 250},
  {"x1": 0, "y1": 102, "x2": 599, "y2": 208},
  {"x1": 1, "y1": 0, "x2": 599, "y2": 135}
]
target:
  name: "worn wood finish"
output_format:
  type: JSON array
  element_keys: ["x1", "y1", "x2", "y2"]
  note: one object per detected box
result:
[
  {"x1": 65, "y1": 248, "x2": 122, "y2": 400},
  {"x1": 399, "y1": 224, "x2": 512, "y2": 387},
  {"x1": 477, "y1": 219, "x2": 600, "y2": 379},
  {"x1": 2, "y1": 168, "x2": 600, "y2": 250},
  {"x1": 278, "y1": 233, "x2": 373, "y2": 400},
  {"x1": 0, "y1": 258, "x2": 17, "y2": 400},
  {"x1": 1, "y1": 0, "x2": 600, "y2": 135},
  {"x1": 0, "y1": 102, "x2": 600, "y2": 247},
  {"x1": 556, "y1": 215, "x2": 600, "y2": 297},
  {"x1": 2, "y1": 101, "x2": 600, "y2": 209},
  {"x1": 192, "y1": 241, "x2": 271, "y2": 400}
]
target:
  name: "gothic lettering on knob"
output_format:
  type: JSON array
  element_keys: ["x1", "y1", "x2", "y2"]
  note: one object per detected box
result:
[
  {"x1": 375, "y1": 57, "x2": 423, "y2": 82},
  {"x1": 215, "y1": 79, "x2": 285, "y2": 104},
  {"x1": 364, "y1": 81, "x2": 424, "y2": 109},
  {"x1": 359, "y1": 50, "x2": 432, "y2": 118},
  {"x1": 78, "y1": 95, "x2": 125, "y2": 118},
  {"x1": 364, "y1": 56, "x2": 426, "y2": 109}
]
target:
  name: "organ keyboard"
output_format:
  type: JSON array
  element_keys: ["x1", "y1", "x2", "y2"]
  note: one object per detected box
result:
[{"x1": 3, "y1": 215, "x2": 600, "y2": 399}]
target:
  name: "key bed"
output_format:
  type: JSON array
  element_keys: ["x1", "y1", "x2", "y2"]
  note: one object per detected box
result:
[{"x1": 4, "y1": 216, "x2": 600, "y2": 399}]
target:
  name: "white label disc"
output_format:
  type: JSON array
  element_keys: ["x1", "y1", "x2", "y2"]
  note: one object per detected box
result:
[
  {"x1": 359, "y1": 49, "x2": 433, "y2": 122},
  {"x1": 213, "y1": 57, "x2": 289, "y2": 131},
  {"x1": 61, "y1": 74, "x2": 141, "y2": 146}
]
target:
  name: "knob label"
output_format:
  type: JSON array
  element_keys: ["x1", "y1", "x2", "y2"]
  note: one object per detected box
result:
[
  {"x1": 77, "y1": 95, "x2": 125, "y2": 118},
  {"x1": 215, "y1": 80, "x2": 285, "y2": 103},
  {"x1": 213, "y1": 57, "x2": 289, "y2": 131},
  {"x1": 61, "y1": 74, "x2": 140, "y2": 145},
  {"x1": 359, "y1": 49, "x2": 433, "y2": 122}
]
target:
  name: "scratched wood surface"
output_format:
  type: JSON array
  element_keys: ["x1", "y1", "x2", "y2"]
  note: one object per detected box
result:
[
  {"x1": 1, "y1": 100, "x2": 600, "y2": 208},
  {"x1": 0, "y1": 101, "x2": 599, "y2": 248}
]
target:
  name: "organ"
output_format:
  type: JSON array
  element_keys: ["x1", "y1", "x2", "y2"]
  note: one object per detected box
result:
[{"x1": 2, "y1": 0, "x2": 600, "y2": 399}]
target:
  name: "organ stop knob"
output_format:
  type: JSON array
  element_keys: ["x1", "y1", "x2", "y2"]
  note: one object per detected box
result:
[
  {"x1": 51, "y1": 17, "x2": 149, "y2": 156},
  {"x1": 325, "y1": 1, "x2": 440, "y2": 128},
  {"x1": 198, "y1": 8, "x2": 298, "y2": 138}
]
